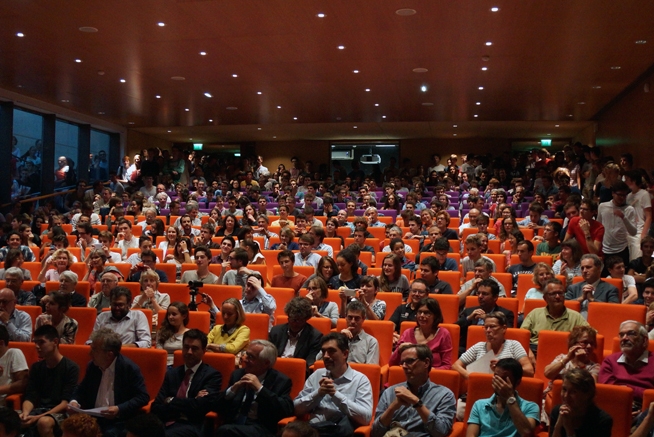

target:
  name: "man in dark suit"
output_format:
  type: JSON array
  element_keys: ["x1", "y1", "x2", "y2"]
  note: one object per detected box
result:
[
  {"x1": 565, "y1": 253, "x2": 619, "y2": 318},
  {"x1": 268, "y1": 297, "x2": 322, "y2": 375},
  {"x1": 214, "y1": 340, "x2": 294, "y2": 437},
  {"x1": 456, "y1": 279, "x2": 515, "y2": 356},
  {"x1": 69, "y1": 327, "x2": 150, "y2": 437},
  {"x1": 151, "y1": 329, "x2": 222, "y2": 437}
]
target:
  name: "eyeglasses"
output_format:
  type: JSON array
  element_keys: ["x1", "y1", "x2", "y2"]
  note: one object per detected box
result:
[
  {"x1": 306, "y1": 286, "x2": 321, "y2": 291},
  {"x1": 410, "y1": 289, "x2": 426, "y2": 295},
  {"x1": 619, "y1": 330, "x2": 639, "y2": 338},
  {"x1": 484, "y1": 324, "x2": 501, "y2": 330},
  {"x1": 400, "y1": 357, "x2": 420, "y2": 366}
]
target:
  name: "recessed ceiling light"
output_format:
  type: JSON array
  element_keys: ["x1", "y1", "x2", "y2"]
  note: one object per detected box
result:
[
  {"x1": 610, "y1": 66, "x2": 621, "y2": 70},
  {"x1": 273, "y1": 136, "x2": 277, "y2": 139},
  {"x1": 204, "y1": 92, "x2": 212, "y2": 98},
  {"x1": 374, "y1": 103, "x2": 379, "y2": 107},
  {"x1": 382, "y1": 115, "x2": 387, "y2": 119},
  {"x1": 189, "y1": 138, "x2": 192, "y2": 140},
  {"x1": 316, "y1": 13, "x2": 325, "y2": 18},
  {"x1": 422, "y1": 102, "x2": 434, "y2": 106},
  {"x1": 485, "y1": 41, "x2": 492, "y2": 46},
  {"x1": 119, "y1": 79, "x2": 126, "y2": 83},
  {"x1": 167, "y1": 130, "x2": 171, "y2": 133},
  {"x1": 481, "y1": 67, "x2": 488, "y2": 71},
  {"x1": 568, "y1": 114, "x2": 573, "y2": 117},
  {"x1": 453, "y1": 124, "x2": 458, "y2": 128},
  {"x1": 75, "y1": 59, "x2": 82, "y2": 63},
  {"x1": 226, "y1": 107, "x2": 237, "y2": 110},
  {"x1": 353, "y1": 70, "x2": 359, "y2": 74},
  {"x1": 412, "y1": 68, "x2": 428, "y2": 73},
  {"x1": 578, "y1": 101, "x2": 586, "y2": 105},
  {"x1": 78, "y1": 26, "x2": 98, "y2": 33},
  {"x1": 476, "y1": 102, "x2": 481, "y2": 105},
  {"x1": 396, "y1": 8, "x2": 417, "y2": 16},
  {"x1": 592, "y1": 85, "x2": 602, "y2": 89},
  {"x1": 336, "y1": 117, "x2": 342, "y2": 120},
  {"x1": 636, "y1": 40, "x2": 647, "y2": 44},
  {"x1": 490, "y1": 7, "x2": 499, "y2": 12},
  {"x1": 453, "y1": 133, "x2": 457, "y2": 136},
  {"x1": 199, "y1": 51, "x2": 207, "y2": 56},
  {"x1": 16, "y1": 32, "x2": 24, "y2": 37},
  {"x1": 547, "y1": 133, "x2": 552, "y2": 136},
  {"x1": 185, "y1": 108, "x2": 190, "y2": 111},
  {"x1": 277, "y1": 106, "x2": 282, "y2": 109},
  {"x1": 209, "y1": 119, "x2": 213, "y2": 122},
  {"x1": 128, "y1": 122, "x2": 135, "y2": 125},
  {"x1": 157, "y1": 22, "x2": 165, "y2": 27},
  {"x1": 478, "y1": 86, "x2": 485, "y2": 91},
  {"x1": 293, "y1": 117, "x2": 298, "y2": 120},
  {"x1": 232, "y1": 74, "x2": 238, "y2": 78},
  {"x1": 61, "y1": 99, "x2": 69, "y2": 103},
  {"x1": 353, "y1": 126, "x2": 358, "y2": 129},
  {"x1": 555, "y1": 124, "x2": 560, "y2": 127},
  {"x1": 365, "y1": 88, "x2": 371, "y2": 92},
  {"x1": 337, "y1": 45, "x2": 345, "y2": 50},
  {"x1": 257, "y1": 127, "x2": 262, "y2": 130},
  {"x1": 171, "y1": 76, "x2": 185, "y2": 81},
  {"x1": 257, "y1": 91, "x2": 262, "y2": 95},
  {"x1": 97, "y1": 70, "x2": 105, "y2": 75},
  {"x1": 474, "y1": 114, "x2": 478, "y2": 117},
  {"x1": 421, "y1": 85, "x2": 427, "y2": 92},
  {"x1": 155, "y1": 95, "x2": 161, "y2": 99}
]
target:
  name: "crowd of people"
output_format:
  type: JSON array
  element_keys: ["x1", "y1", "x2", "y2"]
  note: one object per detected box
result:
[{"x1": 0, "y1": 143, "x2": 653, "y2": 437}]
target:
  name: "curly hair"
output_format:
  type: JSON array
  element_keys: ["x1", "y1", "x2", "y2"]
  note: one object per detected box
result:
[{"x1": 61, "y1": 414, "x2": 101, "y2": 437}]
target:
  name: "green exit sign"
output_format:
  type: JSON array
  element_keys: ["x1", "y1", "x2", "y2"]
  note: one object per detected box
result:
[
  {"x1": 541, "y1": 139, "x2": 552, "y2": 146},
  {"x1": 193, "y1": 143, "x2": 203, "y2": 150}
]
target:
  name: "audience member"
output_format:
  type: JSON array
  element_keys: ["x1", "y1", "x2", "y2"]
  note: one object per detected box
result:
[
  {"x1": 89, "y1": 286, "x2": 152, "y2": 348},
  {"x1": 565, "y1": 254, "x2": 619, "y2": 318}
]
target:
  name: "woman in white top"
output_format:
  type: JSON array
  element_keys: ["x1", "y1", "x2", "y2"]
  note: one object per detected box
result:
[
  {"x1": 38, "y1": 248, "x2": 73, "y2": 283},
  {"x1": 158, "y1": 226, "x2": 180, "y2": 254},
  {"x1": 625, "y1": 170, "x2": 652, "y2": 259},
  {"x1": 165, "y1": 238, "x2": 192, "y2": 280},
  {"x1": 452, "y1": 311, "x2": 533, "y2": 381},
  {"x1": 156, "y1": 302, "x2": 190, "y2": 366},
  {"x1": 521, "y1": 262, "x2": 554, "y2": 314},
  {"x1": 305, "y1": 276, "x2": 339, "y2": 328},
  {"x1": 132, "y1": 269, "x2": 171, "y2": 327},
  {"x1": 552, "y1": 239, "x2": 583, "y2": 285}
]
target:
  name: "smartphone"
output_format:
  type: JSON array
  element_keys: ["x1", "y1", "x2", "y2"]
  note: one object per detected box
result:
[
  {"x1": 93, "y1": 243, "x2": 103, "y2": 250},
  {"x1": 343, "y1": 288, "x2": 357, "y2": 297}
]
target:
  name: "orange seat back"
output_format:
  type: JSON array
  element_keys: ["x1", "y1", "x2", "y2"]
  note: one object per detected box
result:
[
  {"x1": 274, "y1": 357, "x2": 307, "y2": 398},
  {"x1": 265, "y1": 287, "x2": 297, "y2": 316},
  {"x1": 67, "y1": 307, "x2": 97, "y2": 345},
  {"x1": 122, "y1": 347, "x2": 167, "y2": 399},
  {"x1": 587, "y1": 302, "x2": 645, "y2": 345},
  {"x1": 156, "y1": 309, "x2": 210, "y2": 332},
  {"x1": 388, "y1": 366, "x2": 460, "y2": 398},
  {"x1": 60, "y1": 344, "x2": 91, "y2": 381},
  {"x1": 376, "y1": 292, "x2": 403, "y2": 320}
]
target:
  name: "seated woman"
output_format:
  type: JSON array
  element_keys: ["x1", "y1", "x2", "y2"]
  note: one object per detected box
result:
[
  {"x1": 328, "y1": 249, "x2": 361, "y2": 290},
  {"x1": 324, "y1": 218, "x2": 344, "y2": 250},
  {"x1": 519, "y1": 262, "x2": 554, "y2": 323},
  {"x1": 38, "y1": 248, "x2": 73, "y2": 282},
  {"x1": 544, "y1": 326, "x2": 600, "y2": 382},
  {"x1": 132, "y1": 270, "x2": 171, "y2": 327},
  {"x1": 378, "y1": 253, "x2": 410, "y2": 299},
  {"x1": 270, "y1": 205, "x2": 295, "y2": 229},
  {"x1": 345, "y1": 275, "x2": 386, "y2": 321},
  {"x1": 302, "y1": 256, "x2": 338, "y2": 288},
  {"x1": 0, "y1": 248, "x2": 32, "y2": 280},
  {"x1": 389, "y1": 297, "x2": 452, "y2": 369},
  {"x1": 452, "y1": 312, "x2": 533, "y2": 380},
  {"x1": 207, "y1": 298, "x2": 250, "y2": 355},
  {"x1": 550, "y1": 368, "x2": 612, "y2": 437},
  {"x1": 82, "y1": 248, "x2": 107, "y2": 292},
  {"x1": 158, "y1": 226, "x2": 180, "y2": 253},
  {"x1": 165, "y1": 238, "x2": 193, "y2": 281},
  {"x1": 241, "y1": 240, "x2": 265, "y2": 265},
  {"x1": 271, "y1": 227, "x2": 299, "y2": 251},
  {"x1": 305, "y1": 277, "x2": 339, "y2": 328},
  {"x1": 156, "y1": 302, "x2": 190, "y2": 366},
  {"x1": 552, "y1": 239, "x2": 583, "y2": 286},
  {"x1": 216, "y1": 214, "x2": 240, "y2": 238},
  {"x1": 35, "y1": 291, "x2": 78, "y2": 344}
]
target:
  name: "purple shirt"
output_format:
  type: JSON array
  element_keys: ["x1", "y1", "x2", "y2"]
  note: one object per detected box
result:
[{"x1": 599, "y1": 351, "x2": 654, "y2": 400}]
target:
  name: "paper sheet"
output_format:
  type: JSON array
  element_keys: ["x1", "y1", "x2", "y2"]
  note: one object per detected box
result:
[
  {"x1": 467, "y1": 349, "x2": 495, "y2": 374},
  {"x1": 68, "y1": 405, "x2": 107, "y2": 418}
]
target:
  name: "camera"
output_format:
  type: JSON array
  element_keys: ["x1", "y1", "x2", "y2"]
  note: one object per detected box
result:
[{"x1": 187, "y1": 281, "x2": 204, "y2": 311}]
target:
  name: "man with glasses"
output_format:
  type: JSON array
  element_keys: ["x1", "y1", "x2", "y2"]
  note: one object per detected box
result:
[
  {"x1": 0, "y1": 288, "x2": 31, "y2": 341},
  {"x1": 294, "y1": 235, "x2": 321, "y2": 269},
  {"x1": 521, "y1": 278, "x2": 587, "y2": 354},
  {"x1": 214, "y1": 340, "x2": 293, "y2": 437},
  {"x1": 372, "y1": 344, "x2": 455, "y2": 437},
  {"x1": 599, "y1": 320, "x2": 654, "y2": 407},
  {"x1": 597, "y1": 181, "x2": 637, "y2": 266},
  {"x1": 87, "y1": 286, "x2": 151, "y2": 348},
  {"x1": 2, "y1": 268, "x2": 36, "y2": 306},
  {"x1": 88, "y1": 268, "x2": 121, "y2": 314},
  {"x1": 390, "y1": 280, "x2": 430, "y2": 345}
]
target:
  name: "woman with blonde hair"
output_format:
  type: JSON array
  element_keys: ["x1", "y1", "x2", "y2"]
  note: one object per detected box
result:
[
  {"x1": 207, "y1": 298, "x2": 250, "y2": 355},
  {"x1": 82, "y1": 248, "x2": 107, "y2": 291},
  {"x1": 38, "y1": 248, "x2": 73, "y2": 282},
  {"x1": 132, "y1": 270, "x2": 171, "y2": 327}
]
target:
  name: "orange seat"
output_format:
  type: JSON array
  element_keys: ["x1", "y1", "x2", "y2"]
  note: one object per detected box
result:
[
  {"x1": 158, "y1": 283, "x2": 195, "y2": 305},
  {"x1": 173, "y1": 350, "x2": 234, "y2": 390},
  {"x1": 587, "y1": 301, "x2": 645, "y2": 357},
  {"x1": 335, "y1": 319, "x2": 394, "y2": 367},
  {"x1": 388, "y1": 366, "x2": 461, "y2": 399},
  {"x1": 376, "y1": 292, "x2": 403, "y2": 320},
  {"x1": 265, "y1": 287, "x2": 297, "y2": 316},
  {"x1": 67, "y1": 307, "x2": 97, "y2": 345},
  {"x1": 22, "y1": 262, "x2": 42, "y2": 282},
  {"x1": 16, "y1": 305, "x2": 42, "y2": 329},
  {"x1": 155, "y1": 263, "x2": 177, "y2": 283},
  {"x1": 611, "y1": 336, "x2": 654, "y2": 354},
  {"x1": 70, "y1": 262, "x2": 88, "y2": 280},
  {"x1": 60, "y1": 344, "x2": 92, "y2": 381},
  {"x1": 431, "y1": 294, "x2": 460, "y2": 324},
  {"x1": 157, "y1": 309, "x2": 211, "y2": 332},
  {"x1": 400, "y1": 322, "x2": 460, "y2": 362},
  {"x1": 517, "y1": 227, "x2": 535, "y2": 240},
  {"x1": 323, "y1": 238, "x2": 343, "y2": 255},
  {"x1": 438, "y1": 270, "x2": 462, "y2": 295},
  {"x1": 180, "y1": 263, "x2": 198, "y2": 277},
  {"x1": 202, "y1": 284, "x2": 243, "y2": 305},
  {"x1": 218, "y1": 312, "x2": 269, "y2": 341},
  {"x1": 260, "y1": 250, "x2": 281, "y2": 281},
  {"x1": 466, "y1": 326, "x2": 531, "y2": 353},
  {"x1": 273, "y1": 357, "x2": 307, "y2": 399},
  {"x1": 484, "y1": 253, "x2": 506, "y2": 273},
  {"x1": 121, "y1": 347, "x2": 168, "y2": 400},
  {"x1": 105, "y1": 263, "x2": 131, "y2": 280},
  {"x1": 487, "y1": 239, "x2": 501, "y2": 254}
]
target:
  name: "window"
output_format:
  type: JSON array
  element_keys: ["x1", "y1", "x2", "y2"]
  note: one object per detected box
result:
[
  {"x1": 12, "y1": 109, "x2": 43, "y2": 197},
  {"x1": 90, "y1": 129, "x2": 111, "y2": 181}
]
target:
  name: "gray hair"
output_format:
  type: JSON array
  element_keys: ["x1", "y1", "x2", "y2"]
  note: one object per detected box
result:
[
  {"x1": 365, "y1": 207, "x2": 378, "y2": 214},
  {"x1": 59, "y1": 271, "x2": 78, "y2": 284},
  {"x1": 389, "y1": 225, "x2": 402, "y2": 235},
  {"x1": 185, "y1": 201, "x2": 199, "y2": 212},
  {"x1": 143, "y1": 207, "x2": 157, "y2": 216},
  {"x1": 474, "y1": 258, "x2": 494, "y2": 272},
  {"x1": 581, "y1": 253, "x2": 603, "y2": 270},
  {"x1": 90, "y1": 327, "x2": 123, "y2": 355},
  {"x1": 250, "y1": 340, "x2": 278, "y2": 367},
  {"x1": 619, "y1": 320, "x2": 649, "y2": 341},
  {"x1": 4, "y1": 267, "x2": 24, "y2": 280}
]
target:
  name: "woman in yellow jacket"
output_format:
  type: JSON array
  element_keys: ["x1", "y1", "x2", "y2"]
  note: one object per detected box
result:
[{"x1": 206, "y1": 297, "x2": 250, "y2": 354}]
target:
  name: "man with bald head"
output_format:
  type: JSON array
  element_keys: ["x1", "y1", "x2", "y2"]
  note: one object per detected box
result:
[
  {"x1": 2, "y1": 268, "x2": 36, "y2": 306},
  {"x1": 0, "y1": 289, "x2": 31, "y2": 342}
]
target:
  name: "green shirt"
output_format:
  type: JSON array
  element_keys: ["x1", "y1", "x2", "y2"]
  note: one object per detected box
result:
[{"x1": 521, "y1": 306, "x2": 588, "y2": 345}]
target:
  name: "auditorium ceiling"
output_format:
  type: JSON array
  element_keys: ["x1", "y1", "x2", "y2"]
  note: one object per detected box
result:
[{"x1": 1, "y1": 0, "x2": 653, "y2": 143}]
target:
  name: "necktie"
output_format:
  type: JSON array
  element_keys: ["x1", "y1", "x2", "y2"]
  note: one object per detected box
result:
[
  {"x1": 235, "y1": 388, "x2": 255, "y2": 424},
  {"x1": 176, "y1": 368, "x2": 193, "y2": 399}
]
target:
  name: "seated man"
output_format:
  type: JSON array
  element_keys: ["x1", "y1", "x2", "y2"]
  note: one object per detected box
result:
[
  {"x1": 418, "y1": 256, "x2": 453, "y2": 295},
  {"x1": 372, "y1": 344, "x2": 456, "y2": 437},
  {"x1": 89, "y1": 286, "x2": 152, "y2": 348},
  {"x1": 522, "y1": 278, "x2": 588, "y2": 353},
  {"x1": 88, "y1": 267, "x2": 121, "y2": 314},
  {"x1": 461, "y1": 235, "x2": 496, "y2": 277},
  {"x1": 565, "y1": 254, "x2": 619, "y2": 318},
  {"x1": 294, "y1": 235, "x2": 322, "y2": 269},
  {"x1": 426, "y1": 237, "x2": 459, "y2": 272},
  {"x1": 352, "y1": 229, "x2": 376, "y2": 266},
  {"x1": 214, "y1": 340, "x2": 294, "y2": 437},
  {"x1": 0, "y1": 288, "x2": 31, "y2": 342},
  {"x1": 241, "y1": 273, "x2": 276, "y2": 331},
  {"x1": 70, "y1": 328, "x2": 149, "y2": 437},
  {"x1": 269, "y1": 298, "x2": 322, "y2": 374},
  {"x1": 456, "y1": 279, "x2": 515, "y2": 356},
  {"x1": 599, "y1": 320, "x2": 654, "y2": 405},
  {"x1": 517, "y1": 202, "x2": 549, "y2": 229},
  {"x1": 317, "y1": 301, "x2": 380, "y2": 365},
  {"x1": 20, "y1": 325, "x2": 79, "y2": 437},
  {"x1": 458, "y1": 258, "x2": 506, "y2": 307},
  {"x1": 0, "y1": 325, "x2": 29, "y2": 407},
  {"x1": 126, "y1": 248, "x2": 168, "y2": 283},
  {"x1": 506, "y1": 241, "x2": 537, "y2": 295},
  {"x1": 607, "y1": 255, "x2": 639, "y2": 304},
  {"x1": 152, "y1": 329, "x2": 222, "y2": 437},
  {"x1": 308, "y1": 227, "x2": 333, "y2": 259},
  {"x1": 294, "y1": 333, "x2": 374, "y2": 437},
  {"x1": 466, "y1": 358, "x2": 539, "y2": 437},
  {"x1": 219, "y1": 248, "x2": 252, "y2": 289},
  {"x1": 271, "y1": 250, "x2": 308, "y2": 295},
  {"x1": 390, "y1": 280, "x2": 429, "y2": 341},
  {"x1": 2, "y1": 268, "x2": 36, "y2": 306}
]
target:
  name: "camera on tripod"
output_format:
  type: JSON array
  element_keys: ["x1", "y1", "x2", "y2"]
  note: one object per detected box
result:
[{"x1": 187, "y1": 281, "x2": 204, "y2": 311}]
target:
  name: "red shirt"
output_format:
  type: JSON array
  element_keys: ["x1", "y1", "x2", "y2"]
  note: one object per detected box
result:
[{"x1": 566, "y1": 216, "x2": 605, "y2": 256}]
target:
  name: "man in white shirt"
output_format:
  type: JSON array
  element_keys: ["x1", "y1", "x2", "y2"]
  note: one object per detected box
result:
[
  {"x1": 294, "y1": 235, "x2": 322, "y2": 269},
  {"x1": 0, "y1": 325, "x2": 28, "y2": 406},
  {"x1": 114, "y1": 219, "x2": 139, "y2": 261},
  {"x1": 597, "y1": 181, "x2": 637, "y2": 266}
]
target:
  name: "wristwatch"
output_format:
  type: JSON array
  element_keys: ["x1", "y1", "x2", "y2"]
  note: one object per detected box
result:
[
  {"x1": 507, "y1": 396, "x2": 517, "y2": 405},
  {"x1": 412, "y1": 400, "x2": 423, "y2": 409}
]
